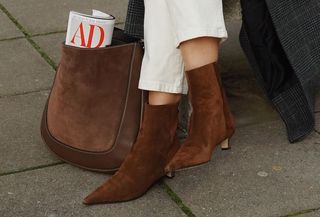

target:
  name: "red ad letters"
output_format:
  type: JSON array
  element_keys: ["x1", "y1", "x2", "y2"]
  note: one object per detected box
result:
[{"x1": 70, "y1": 22, "x2": 105, "y2": 48}]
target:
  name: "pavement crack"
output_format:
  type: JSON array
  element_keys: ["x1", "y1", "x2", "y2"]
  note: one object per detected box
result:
[
  {"x1": 0, "y1": 3, "x2": 57, "y2": 71},
  {"x1": 31, "y1": 30, "x2": 67, "y2": 37},
  {"x1": 160, "y1": 181, "x2": 197, "y2": 217},
  {"x1": 0, "y1": 35, "x2": 26, "y2": 42},
  {"x1": 0, "y1": 87, "x2": 51, "y2": 99},
  {"x1": 0, "y1": 162, "x2": 65, "y2": 177},
  {"x1": 278, "y1": 207, "x2": 320, "y2": 217}
]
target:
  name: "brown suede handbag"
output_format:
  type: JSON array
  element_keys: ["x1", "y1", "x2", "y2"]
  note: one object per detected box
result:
[{"x1": 40, "y1": 27, "x2": 146, "y2": 173}]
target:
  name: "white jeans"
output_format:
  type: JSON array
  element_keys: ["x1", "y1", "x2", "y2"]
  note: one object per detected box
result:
[{"x1": 138, "y1": 0, "x2": 228, "y2": 94}]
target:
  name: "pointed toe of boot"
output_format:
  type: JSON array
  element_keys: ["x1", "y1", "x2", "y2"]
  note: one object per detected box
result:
[
  {"x1": 83, "y1": 179, "x2": 122, "y2": 205},
  {"x1": 83, "y1": 186, "x2": 112, "y2": 205},
  {"x1": 82, "y1": 191, "x2": 101, "y2": 205}
]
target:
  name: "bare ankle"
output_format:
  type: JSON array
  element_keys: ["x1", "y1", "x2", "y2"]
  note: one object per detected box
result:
[{"x1": 148, "y1": 91, "x2": 181, "y2": 105}]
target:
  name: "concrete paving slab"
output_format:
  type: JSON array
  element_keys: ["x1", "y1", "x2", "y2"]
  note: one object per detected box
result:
[
  {"x1": 0, "y1": 38, "x2": 54, "y2": 96},
  {"x1": 0, "y1": 90, "x2": 61, "y2": 174},
  {"x1": 0, "y1": 164, "x2": 186, "y2": 217},
  {"x1": 115, "y1": 22, "x2": 125, "y2": 30},
  {"x1": 220, "y1": 19, "x2": 280, "y2": 127},
  {"x1": 226, "y1": 77, "x2": 279, "y2": 127},
  {"x1": 0, "y1": 0, "x2": 129, "y2": 35},
  {"x1": 32, "y1": 33, "x2": 65, "y2": 65},
  {"x1": 220, "y1": 19, "x2": 253, "y2": 79},
  {"x1": 32, "y1": 23, "x2": 126, "y2": 65},
  {"x1": 165, "y1": 120, "x2": 320, "y2": 217},
  {"x1": 0, "y1": 10, "x2": 23, "y2": 40},
  {"x1": 223, "y1": 0, "x2": 241, "y2": 21}
]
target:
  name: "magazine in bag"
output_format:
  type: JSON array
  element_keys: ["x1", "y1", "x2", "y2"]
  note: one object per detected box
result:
[{"x1": 65, "y1": 10, "x2": 116, "y2": 48}]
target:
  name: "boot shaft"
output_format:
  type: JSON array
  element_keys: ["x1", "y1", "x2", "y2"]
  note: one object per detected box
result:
[
  {"x1": 185, "y1": 63, "x2": 224, "y2": 112},
  {"x1": 134, "y1": 102, "x2": 180, "y2": 150}
]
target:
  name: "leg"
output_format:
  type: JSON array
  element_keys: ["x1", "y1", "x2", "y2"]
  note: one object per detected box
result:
[
  {"x1": 138, "y1": 0, "x2": 189, "y2": 105},
  {"x1": 179, "y1": 37, "x2": 235, "y2": 147},
  {"x1": 149, "y1": 91, "x2": 181, "y2": 105},
  {"x1": 83, "y1": 0, "x2": 186, "y2": 204},
  {"x1": 164, "y1": 0, "x2": 235, "y2": 173},
  {"x1": 179, "y1": 36, "x2": 221, "y2": 71}
]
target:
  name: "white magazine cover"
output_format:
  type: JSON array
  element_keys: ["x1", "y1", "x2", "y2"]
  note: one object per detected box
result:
[{"x1": 65, "y1": 10, "x2": 115, "y2": 48}]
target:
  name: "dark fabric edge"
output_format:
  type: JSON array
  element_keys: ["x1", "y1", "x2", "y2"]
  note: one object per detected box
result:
[
  {"x1": 271, "y1": 83, "x2": 315, "y2": 143},
  {"x1": 239, "y1": 24, "x2": 315, "y2": 143},
  {"x1": 264, "y1": 0, "x2": 319, "y2": 112}
]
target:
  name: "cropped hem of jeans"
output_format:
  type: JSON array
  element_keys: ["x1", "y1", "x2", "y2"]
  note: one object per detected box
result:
[
  {"x1": 174, "y1": 27, "x2": 228, "y2": 48},
  {"x1": 138, "y1": 79, "x2": 188, "y2": 94}
]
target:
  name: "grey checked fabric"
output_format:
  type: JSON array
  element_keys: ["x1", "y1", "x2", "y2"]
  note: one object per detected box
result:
[
  {"x1": 240, "y1": 0, "x2": 320, "y2": 142},
  {"x1": 124, "y1": 0, "x2": 145, "y2": 39},
  {"x1": 124, "y1": 0, "x2": 320, "y2": 142},
  {"x1": 265, "y1": 0, "x2": 320, "y2": 141}
]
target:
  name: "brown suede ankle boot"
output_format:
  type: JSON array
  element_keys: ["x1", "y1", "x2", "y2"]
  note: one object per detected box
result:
[
  {"x1": 83, "y1": 102, "x2": 180, "y2": 205},
  {"x1": 165, "y1": 62, "x2": 232, "y2": 173}
]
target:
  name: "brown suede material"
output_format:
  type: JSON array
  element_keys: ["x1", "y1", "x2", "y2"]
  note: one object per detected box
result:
[
  {"x1": 47, "y1": 44, "x2": 136, "y2": 152},
  {"x1": 165, "y1": 62, "x2": 229, "y2": 172},
  {"x1": 214, "y1": 63, "x2": 236, "y2": 139},
  {"x1": 83, "y1": 102, "x2": 180, "y2": 204},
  {"x1": 42, "y1": 41, "x2": 145, "y2": 172}
]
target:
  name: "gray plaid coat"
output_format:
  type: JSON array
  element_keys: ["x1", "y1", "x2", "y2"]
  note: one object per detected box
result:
[
  {"x1": 124, "y1": 0, "x2": 145, "y2": 39},
  {"x1": 123, "y1": 0, "x2": 320, "y2": 143}
]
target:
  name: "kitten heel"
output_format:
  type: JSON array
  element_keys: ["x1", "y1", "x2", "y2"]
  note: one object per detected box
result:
[
  {"x1": 166, "y1": 171, "x2": 175, "y2": 178},
  {"x1": 221, "y1": 138, "x2": 231, "y2": 150}
]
